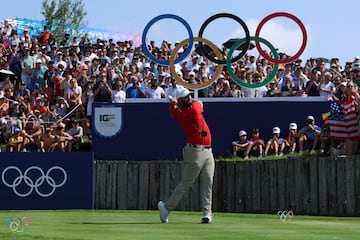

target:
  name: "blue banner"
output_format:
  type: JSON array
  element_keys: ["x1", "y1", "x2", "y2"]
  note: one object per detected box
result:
[{"x1": 0, "y1": 152, "x2": 93, "y2": 210}]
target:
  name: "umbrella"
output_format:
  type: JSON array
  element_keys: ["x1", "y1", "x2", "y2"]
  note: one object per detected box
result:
[
  {"x1": 0, "y1": 69, "x2": 15, "y2": 75},
  {"x1": 222, "y1": 38, "x2": 256, "y2": 51},
  {"x1": 195, "y1": 44, "x2": 223, "y2": 58}
]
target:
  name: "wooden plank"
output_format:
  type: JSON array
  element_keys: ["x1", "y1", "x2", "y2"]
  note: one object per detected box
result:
[
  {"x1": 148, "y1": 161, "x2": 159, "y2": 210},
  {"x1": 126, "y1": 161, "x2": 139, "y2": 210},
  {"x1": 138, "y1": 161, "x2": 150, "y2": 210},
  {"x1": 327, "y1": 157, "x2": 338, "y2": 216},
  {"x1": 225, "y1": 161, "x2": 235, "y2": 212},
  {"x1": 244, "y1": 160, "x2": 253, "y2": 212},
  {"x1": 105, "y1": 161, "x2": 117, "y2": 209},
  {"x1": 96, "y1": 161, "x2": 107, "y2": 209},
  {"x1": 301, "y1": 158, "x2": 311, "y2": 215},
  {"x1": 251, "y1": 160, "x2": 261, "y2": 213},
  {"x1": 293, "y1": 157, "x2": 303, "y2": 214},
  {"x1": 216, "y1": 161, "x2": 227, "y2": 212},
  {"x1": 318, "y1": 157, "x2": 328, "y2": 215},
  {"x1": 116, "y1": 161, "x2": 128, "y2": 210},
  {"x1": 345, "y1": 157, "x2": 355, "y2": 216},
  {"x1": 355, "y1": 157, "x2": 360, "y2": 216},
  {"x1": 235, "y1": 161, "x2": 246, "y2": 213},
  {"x1": 309, "y1": 157, "x2": 319, "y2": 215},
  {"x1": 260, "y1": 160, "x2": 270, "y2": 213},
  {"x1": 336, "y1": 157, "x2": 346, "y2": 216},
  {"x1": 277, "y1": 159, "x2": 286, "y2": 211},
  {"x1": 268, "y1": 159, "x2": 278, "y2": 213},
  {"x1": 285, "y1": 158, "x2": 295, "y2": 211}
]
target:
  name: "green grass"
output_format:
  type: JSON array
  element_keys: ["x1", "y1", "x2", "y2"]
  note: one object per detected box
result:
[{"x1": 1, "y1": 210, "x2": 360, "y2": 240}]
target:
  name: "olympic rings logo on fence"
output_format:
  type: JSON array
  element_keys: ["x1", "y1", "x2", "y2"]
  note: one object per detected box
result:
[
  {"x1": 5, "y1": 217, "x2": 31, "y2": 232},
  {"x1": 277, "y1": 210, "x2": 294, "y2": 222},
  {"x1": 1, "y1": 166, "x2": 67, "y2": 198},
  {"x1": 142, "y1": 12, "x2": 307, "y2": 89}
]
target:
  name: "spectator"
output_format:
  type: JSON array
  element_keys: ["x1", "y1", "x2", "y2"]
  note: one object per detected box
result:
[
  {"x1": 110, "y1": 79, "x2": 126, "y2": 104},
  {"x1": 39, "y1": 127, "x2": 57, "y2": 152},
  {"x1": 21, "y1": 118, "x2": 42, "y2": 152},
  {"x1": 126, "y1": 75, "x2": 145, "y2": 98},
  {"x1": 298, "y1": 115, "x2": 322, "y2": 154},
  {"x1": 20, "y1": 47, "x2": 34, "y2": 88},
  {"x1": 244, "y1": 128, "x2": 265, "y2": 159},
  {"x1": 282, "y1": 123, "x2": 298, "y2": 154},
  {"x1": 265, "y1": 79, "x2": 281, "y2": 97},
  {"x1": 305, "y1": 69, "x2": 321, "y2": 96},
  {"x1": 232, "y1": 130, "x2": 249, "y2": 158},
  {"x1": 319, "y1": 72, "x2": 335, "y2": 98},
  {"x1": 8, "y1": 127, "x2": 23, "y2": 152},
  {"x1": 93, "y1": 71, "x2": 112, "y2": 102},
  {"x1": 66, "y1": 78, "x2": 82, "y2": 108},
  {"x1": 67, "y1": 119, "x2": 83, "y2": 151},
  {"x1": 30, "y1": 59, "x2": 47, "y2": 91},
  {"x1": 264, "y1": 127, "x2": 283, "y2": 156}
]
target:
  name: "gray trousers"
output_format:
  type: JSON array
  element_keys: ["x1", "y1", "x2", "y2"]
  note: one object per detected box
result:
[{"x1": 165, "y1": 144, "x2": 215, "y2": 213}]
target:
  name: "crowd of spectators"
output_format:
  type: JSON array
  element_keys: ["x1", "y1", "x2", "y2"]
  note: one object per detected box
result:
[{"x1": 0, "y1": 23, "x2": 360, "y2": 153}]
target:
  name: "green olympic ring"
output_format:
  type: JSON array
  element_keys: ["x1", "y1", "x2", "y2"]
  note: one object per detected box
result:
[{"x1": 226, "y1": 36, "x2": 279, "y2": 89}]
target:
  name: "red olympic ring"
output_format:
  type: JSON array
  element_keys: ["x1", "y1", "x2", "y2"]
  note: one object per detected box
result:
[{"x1": 255, "y1": 12, "x2": 307, "y2": 64}]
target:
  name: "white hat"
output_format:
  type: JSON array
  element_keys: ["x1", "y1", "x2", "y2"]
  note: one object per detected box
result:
[
  {"x1": 289, "y1": 123, "x2": 297, "y2": 130},
  {"x1": 176, "y1": 88, "x2": 191, "y2": 99},
  {"x1": 143, "y1": 62, "x2": 150, "y2": 69},
  {"x1": 272, "y1": 127, "x2": 280, "y2": 134},
  {"x1": 36, "y1": 59, "x2": 42, "y2": 64},
  {"x1": 239, "y1": 130, "x2": 247, "y2": 137},
  {"x1": 306, "y1": 115, "x2": 315, "y2": 121},
  {"x1": 188, "y1": 71, "x2": 195, "y2": 76}
]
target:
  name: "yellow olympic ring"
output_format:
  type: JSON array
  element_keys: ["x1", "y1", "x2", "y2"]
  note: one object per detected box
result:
[
  {"x1": 9, "y1": 221, "x2": 18, "y2": 232},
  {"x1": 169, "y1": 37, "x2": 223, "y2": 90}
]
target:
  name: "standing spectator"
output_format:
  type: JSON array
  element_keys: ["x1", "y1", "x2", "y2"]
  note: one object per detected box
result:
[
  {"x1": 93, "y1": 71, "x2": 112, "y2": 102},
  {"x1": 144, "y1": 78, "x2": 166, "y2": 99},
  {"x1": 111, "y1": 80, "x2": 126, "y2": 103},
  {"x1": 305, "y1": 69, "x2": 321, "y2": 96},
  {"x1": 38, "y1": 25, "x2": 52, "y2": 47},
  {"x1": 232, "y1": 130, "x2": 249, "y2": 157},
  {"x1": 30, "y1": 59, "x2": 47, "y2": 91},
  {"x1": 20, "y1": 47, "x2": 34, "y2": 88},
  {"x1": 158, "y1": 88, "x2": 215, "y2": 224},
  {"x1": 319, "y1": 72, "x2": 335, "y2": 98},
  {"x1": 126, "y1": 75, "x2": 145, "y2": 98}
]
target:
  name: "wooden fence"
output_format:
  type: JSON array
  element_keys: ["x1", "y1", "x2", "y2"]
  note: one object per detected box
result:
[{"x1": 94, "y1": 156, "x2": 360, "y2": 216}]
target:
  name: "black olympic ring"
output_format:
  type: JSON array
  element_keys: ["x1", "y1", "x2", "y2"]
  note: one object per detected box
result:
[
  {"x1": 1, "y1": 166, "x2": 67, "y2": 198},
  {"x1": 197, "y1": 13, "x2": 250, "y2": 65}
]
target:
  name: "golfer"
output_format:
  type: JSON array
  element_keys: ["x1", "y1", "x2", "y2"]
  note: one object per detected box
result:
[{"x1": 158, "y1": 88, "x2": 215, "y2": 224}]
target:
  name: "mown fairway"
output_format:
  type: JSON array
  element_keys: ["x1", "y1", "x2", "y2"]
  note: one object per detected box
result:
[{"x1": 1, "y1": 210, "x2": 359, "y2": 240}]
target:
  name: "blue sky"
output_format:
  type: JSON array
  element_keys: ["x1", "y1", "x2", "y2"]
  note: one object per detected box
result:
[{"x1": 0, "y1": 0, "x2": 357, "y2": 66}]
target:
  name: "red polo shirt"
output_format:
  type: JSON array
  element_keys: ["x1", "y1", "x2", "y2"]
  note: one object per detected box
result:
[{"x1": 172, "y1": 101, "x2": 211, "y2": 145}]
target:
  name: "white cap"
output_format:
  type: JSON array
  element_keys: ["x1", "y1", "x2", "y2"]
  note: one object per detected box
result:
[
  {"x1": 306, "y1": 115, "x2": 315, "y2": 121},
  {"x1": 289, "y1": 123, "x2": 297, "y2": 130},
  {"x1": 272, "y1": 127, "x2": 280, "y2": 134},
  {"x1": 239, "y1": 130, "x2": 247, "y2": 137},
  {"x1": 176, "y1": 88, "x2": 191, "y2": 99},
  {"x1": 36, "y1": 59, "x2": 42, "y2": 64}
]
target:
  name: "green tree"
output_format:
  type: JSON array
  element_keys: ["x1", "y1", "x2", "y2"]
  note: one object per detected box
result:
[{"x1": 40, "y1": 0, "x2": 87, "y2": 41}]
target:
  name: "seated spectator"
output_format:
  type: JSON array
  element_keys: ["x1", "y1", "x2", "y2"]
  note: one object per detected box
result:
[
  {"x1": 232, "y1": 130, "x2": 249, "y2": 158},
  {"x1": 21, "y1": 119, "x2": 43, "y2": 152},
  {"x1": 39, "y1": 127, "x2": 57, "y2": 152},
  {"x1": 298, "y1": 115, "x2": 322, "y2": 154},
  {"x1": 282, "y1": 122, "x2": 298, "y2": 154},
  {"x1": 244, "y1": 128, "x2": 265, "y2": 159},
  {"x1": 66, "y1": 119, "x2": 83, "y2": 151},
  {"x1": 264, "y1": 127, "x2": 283, "y2": 156},
  {"x1": 8, "y1": 127, "x2": 23, "y2": 152},
  {"x1": 53, "y1": 122, "x2": 73, "y2": 152}
]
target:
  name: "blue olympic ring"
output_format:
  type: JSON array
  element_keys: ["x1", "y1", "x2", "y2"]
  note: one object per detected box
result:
[{"x1": 142, "y1": 14, "x2": 194, "y2": 66}]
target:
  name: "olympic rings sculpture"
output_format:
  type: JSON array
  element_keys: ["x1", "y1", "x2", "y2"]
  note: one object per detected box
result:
[
  {"x1": 277, "y1": 210, "x2": 294, "y2": 222},
  {"x1": 142, "y1": 12, "x2": 307, "y2": 90},
  {"x1": 1, "y1": 166, "x2": 67, "y2": 198},
  {"x1": 5, "y1": 217, "x2": 31, "y2": 232}
]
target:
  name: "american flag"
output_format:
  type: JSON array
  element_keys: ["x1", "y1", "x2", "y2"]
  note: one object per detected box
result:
[{"x1": 329, "y1": 99, "x2": 359, "y2": 140}]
